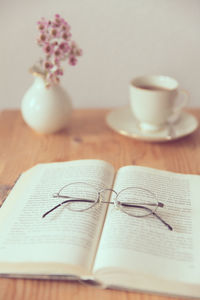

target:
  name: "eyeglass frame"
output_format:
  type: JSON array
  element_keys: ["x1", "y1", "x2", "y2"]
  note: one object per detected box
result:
[{"x1": 42, "y1": 182, "x2": 173, "y2": 231}]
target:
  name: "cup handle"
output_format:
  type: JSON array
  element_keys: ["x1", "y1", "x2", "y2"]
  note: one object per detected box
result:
[
  {"x1": 169, "y1": 89, "x2": 189, "y2": 123},
  {"x1": 173, "y1": 89, "x2": 189, "y2": 113}
]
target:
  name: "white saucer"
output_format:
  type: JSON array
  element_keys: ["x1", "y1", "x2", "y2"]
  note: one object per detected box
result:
[{"x1": 106, "y1": 107, "x2": 199, "y2": 142}]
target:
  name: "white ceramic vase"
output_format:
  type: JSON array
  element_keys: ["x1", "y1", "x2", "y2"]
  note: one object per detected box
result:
[{"x1": 21, "y1": 75, "x2": 72, "y2": 134}]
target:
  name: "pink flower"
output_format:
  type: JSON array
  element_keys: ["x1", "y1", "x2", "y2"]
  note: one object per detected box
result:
[
  {"x1": 55, "y1": 14, "x2": 68, "y2": 27},
  {"x1": 43, "y1": 43, "x2": 54, "y2": 55},
  {"x1": 38, "y1": 23, "x2": 45, "y2": 31},
  {"x1": 76, "y1": 48, "x2": 83, "y2": 56},
  {"x1": 59, "y1": 42, "x2": 69, "y2": 53},
  {"x1": 37, "y1": 18, "x2": 48, "y2": 30},
  {"x1": 68, "y1": 56, "x2": 77, "y2": 66},
  {"x1": 34, "y1": 14, "x2": 82, "y2": 86},
  {"x1": 39, "y1": 33, "x2": 47, "y2": 42},
  {"x1": 61, "y1": 24, "x2": 70, "y2": 32},
  {"x1": 55, "y1": 68, "x2": 63, "y2": 76},
  {"x1": 69, "y1": 41, "x2": 82, "y2": 57},
  {"x1": 62, "y1": 32, "x2": 71, "y2": 40},
  {"x1": 55, "y1": 15, "x2": 61, "y2": 21},
  {"x1": 51, "y1": 28, "x2": 60, "y2": 38},
  {"x1": 54, "y1": 48, "x2": 63, "y2": 59},
  {"x1": 44, "y1": 61, "x2": 53, "y2": 70}
]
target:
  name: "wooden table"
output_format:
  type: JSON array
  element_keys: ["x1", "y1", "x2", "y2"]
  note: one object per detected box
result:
[{"x1": 0, "y1": 108, "x2": 200, "y2": 300}]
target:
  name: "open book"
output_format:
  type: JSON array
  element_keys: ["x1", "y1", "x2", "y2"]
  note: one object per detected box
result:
[{"x1": 0, "y1": 159, "x2": 200, "y2": 298}]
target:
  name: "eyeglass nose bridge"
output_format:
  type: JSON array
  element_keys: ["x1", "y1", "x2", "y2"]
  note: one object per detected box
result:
[{"x1": 98, "y1": 188, "x2": 119, "y2": 206}]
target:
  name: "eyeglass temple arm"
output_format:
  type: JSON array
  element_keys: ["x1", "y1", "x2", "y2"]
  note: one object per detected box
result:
[
  {"x1": 42, "y1": 198, "x2": 95, "y2": 218},
  {"x1": 42, "y1": 203, "x2": 62, "y2": 218},
  {"x1": 119, "y1": 201, "x2": 164, "y2": 207},
  {"x1": 52, "y1": 193, "x2": 94, "y2": 201},
  {"x1": 152, "y1": 211, "x2": 173, "y2": 231},
  {"x1": 120, "y1": 203, "x2": 173, "y2": 231}
]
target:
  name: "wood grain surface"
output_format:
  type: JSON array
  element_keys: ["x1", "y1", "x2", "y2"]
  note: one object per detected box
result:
[{"x1": 0, "y1": 108, "x2": 200, "y2": 300}]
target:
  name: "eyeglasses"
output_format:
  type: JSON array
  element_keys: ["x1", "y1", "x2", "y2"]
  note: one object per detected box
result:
[{"x1": 42, "y1": 182, "x2": 173, "y2": 231}]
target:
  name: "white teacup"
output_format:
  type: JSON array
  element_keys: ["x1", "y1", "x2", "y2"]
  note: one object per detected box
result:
[{"x1": 129, "y1": 75, "x2": 189, "y2": 132}]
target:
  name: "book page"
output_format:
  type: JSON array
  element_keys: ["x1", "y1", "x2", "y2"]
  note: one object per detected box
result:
[
  {"x1": 0, "y1": 159, "x2": 114, "y2": 276},
  {"x1": 93, "y1": 166, "x2": 200, "y2": 296}
]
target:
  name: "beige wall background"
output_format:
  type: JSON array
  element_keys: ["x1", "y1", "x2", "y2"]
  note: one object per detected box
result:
[{"x1": 0, "y1": 0, "x2": 199, "y2": 109}]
